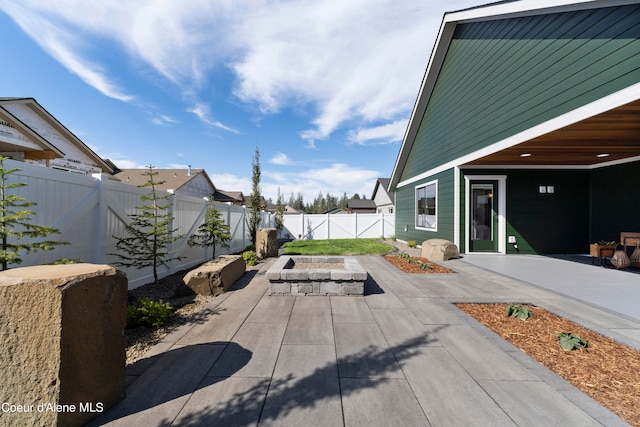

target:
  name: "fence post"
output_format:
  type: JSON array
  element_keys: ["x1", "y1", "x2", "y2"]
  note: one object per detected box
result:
[
  {"x1": 242, "y1": 206, "x2": 247, "y2": 248},
  {"x1": 353, "y1": 212, "x2": 358, "y2": 239},
  {"x1": 326, "y1": 213, "x2": 330, "y2": 239},
  {"x1": 381, "y1": 212, "x2": 384, "y2": 238},
  {"x1": 92, "y1": 174, "x2": 108, "y2": 264},
  {"x1": 301, "y1": 212, "x2": 305, "y2": 239},
  {"x1": 167, "y1": 192, "x2": 176, "y2": 276}
]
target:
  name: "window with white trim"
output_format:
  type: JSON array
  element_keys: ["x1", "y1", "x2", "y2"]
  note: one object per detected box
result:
[{"x1": 416, "y1": 181, "x2": 437, "y2": 229}]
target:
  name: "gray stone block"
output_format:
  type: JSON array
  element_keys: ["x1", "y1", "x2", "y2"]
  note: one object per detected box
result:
[
  {"x1": 297, "y1": 283, "x2": 313, "y2": 294},
  {"x1": 308, "y1": 269, "x2": 331, "y2": 280},
  {"x1": 282, "y1": 270, "x2": 309, "y2": 280},
  {"x1": 342, "y1": 282, "x2": 365, "y2": 295},
  {"x1": 320, "y1": 282, "x2": 342, "y2": 294},
  {"x1": 331, "y1": 270, "x2": 353, "y2": 280},
  {"x1": 269, "y1": 282, "x2": 291, "y2": 294}
]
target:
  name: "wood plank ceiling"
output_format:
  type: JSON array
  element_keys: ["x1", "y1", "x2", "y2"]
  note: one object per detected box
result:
[{"x1": 465, "y1": 98, "x2": 640, "y2": 166}]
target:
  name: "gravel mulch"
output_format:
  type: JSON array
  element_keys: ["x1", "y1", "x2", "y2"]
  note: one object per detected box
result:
[
  {"x1": 125, "y1": 268, "x2": 217, "y2": 365},
  {"x1": 457, "y1": 303, "x2": 640, "y2": 426}
]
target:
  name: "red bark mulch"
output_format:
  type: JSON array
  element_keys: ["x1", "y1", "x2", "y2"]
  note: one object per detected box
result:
[
  {"x1": 383, "y1": 254, "x2": 455, "y2": 274},
  {"x1": 456, "y1": 303, "x2": 640, "y2": 426}
]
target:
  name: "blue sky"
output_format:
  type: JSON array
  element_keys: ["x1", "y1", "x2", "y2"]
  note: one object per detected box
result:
[{"x1": 0, "y1": 0, "x2": 481, "y2": 203}]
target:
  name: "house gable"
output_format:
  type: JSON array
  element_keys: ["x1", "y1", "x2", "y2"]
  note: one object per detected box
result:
[
  {"x1": 0, "y1": 98, "x2": 116, "y2": 174},
  {"x1": 115, "y1": 168, "x2": 216, "y2": 199},
  {"x1": 391, "y1": 0, "x2": 640, "y2": 189}
]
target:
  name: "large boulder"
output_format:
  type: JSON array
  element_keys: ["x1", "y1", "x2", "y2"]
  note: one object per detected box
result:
[
  {"x1": 182, "y1": 255, "x2": 246, "y2": 296},
  {"x1": 421, "y1": 239, "x2": 460, "y2": 261},
  {"x1": 256, "y1": 228, "x2": 279, "y2": 259},
  {"x1": 0, "y1": 264, "x2": 127, "y2": 427}
]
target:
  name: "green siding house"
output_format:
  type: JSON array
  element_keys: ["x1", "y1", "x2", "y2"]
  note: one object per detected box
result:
[{"x1": 389, "y1": 0, "x2": 640, "y2": 255}]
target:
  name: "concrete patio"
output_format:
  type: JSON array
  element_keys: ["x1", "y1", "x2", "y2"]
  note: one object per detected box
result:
[{"x1": 90, "y1": 254, "x2": 640, "y2": 426}]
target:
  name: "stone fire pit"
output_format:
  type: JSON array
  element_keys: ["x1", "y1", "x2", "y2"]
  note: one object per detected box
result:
[{"x1": 266, "y1": 256, "x2": 366, "y2": 296}]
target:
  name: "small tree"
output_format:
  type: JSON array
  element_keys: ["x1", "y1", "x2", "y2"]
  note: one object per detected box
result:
[
  {"x1": 110, "y1": 165, "x2": 184, "y2": 285},
  {"x1": 247, "y1": 146, "x2": 262, "y2": 245},
  {"x1": 188, "y1": 202, "x2": 231, "y2": 259},
  {"x1": 0, "y1": 156, "x2": 69, "y2": 270},
  {"x1": 274, "y1": 187, "x2": 284, "y2": 238}
]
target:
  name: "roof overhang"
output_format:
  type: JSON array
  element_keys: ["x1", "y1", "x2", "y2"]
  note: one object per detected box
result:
[
  {"x1": 464, "y1": 97, "x2": 640, "y2": 167},
  {"x1": 0, "y1": 105, "x2": 65, "y2": 157},
  {"x1": 389, "y1": 0, "x2": 640, "y2": 192},
  {"x1": 0, "y1": 98, "x2": 116, "y2": 174}
]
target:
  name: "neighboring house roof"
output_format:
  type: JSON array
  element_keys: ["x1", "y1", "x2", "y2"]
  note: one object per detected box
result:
[
  {"x1": 324, "y1": 207, "x2": 348, "y2": 214},
  {"x1": 212, "y1": 190, "x2": 245, "y2": 205},
  {"x1": 347, "y1": 199, "x2": 377, "y2": 210},
  {"x1": 0, "y1": 97, "x2": 117, "y2": 174},
  {"x1": 284, "y1": 205, "x2": 303, "y2": 214},
  {"x1": 372, "y1": 178, "x2": 395, "y2": 205},
  {"x1": 243, "y1": 195, "x2": 267, "y2": 208},
  {"x1": 115, "y1": 168, "x2": 215, "y2": 197},
  {"x1": 389, "y1": 0, "x2": 640, "y2": 191}
]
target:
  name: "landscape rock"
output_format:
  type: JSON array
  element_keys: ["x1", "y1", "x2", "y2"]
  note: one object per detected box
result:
[
  {"x1": 182, "y1": 255, "x2": 245, "y2": 296},
  {"x1": 421, "y1": 239, "x2": 460, "y2": 261},
  {"x1": 0, "y1": 264, "x2": 127, "y2": 427},
  {"x1": 256, "y1": 228, "x2": 278, "y2": 259}
]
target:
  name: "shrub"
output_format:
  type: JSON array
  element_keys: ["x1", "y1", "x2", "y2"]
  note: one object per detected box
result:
[
  {"x1": 419, "y1": 262, "x2": 432, "y2": 270},
  {"x1": 127, "y1": 298, "x2": 174, "y2": 329},
  {"x1": 242, "y1": 250, "x2": 257, "y2": 266},
  {"x1": 245, "y1": 244, "x2": 256, "y2": 252},
  {"x1": 558, "y1": 332, "x2": 590, "y2": 351},
  {"x1": 407, "y1": 240, "x2": 417, "y2": 248},
  {"x1": 47, "y1": 258, "x2": 82, "y2": 265},
  {"x1": 505, "y1": 304, "x2": 534, "y2": 320}
]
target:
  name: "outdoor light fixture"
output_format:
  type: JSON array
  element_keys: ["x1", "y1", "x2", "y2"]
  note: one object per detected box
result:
[
  {"x1": 596, "y1": 153, "x2": 610, "y2": 158},
  {"x1": 520, "y1": 153, "x2": 532, "y2": 157}
]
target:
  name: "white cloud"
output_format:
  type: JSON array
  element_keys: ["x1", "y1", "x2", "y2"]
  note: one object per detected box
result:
[
  {"x1": 210, "y1": 173, "x2": 251, "y2": 194},
  {"x1": 262, "y1": 163, "x2": 379, "y2": 203},
  {"x1": 1, "y1": 0, "x2": 479, "y2": 142},
  {"x1": 187, "y1": 103, "x2": 239, "y2": 133},
  {"x1": 150, "y1": 114, "x2": 177, "y2": 126},
  {"x1": 269, "y1": 152, "x2": 291, "y2": 165},
  {"x1": 348, "y1": 120, "x2": 408, "y2": 145},
  {"x1": 0, "y1": 1, "x2": 135, "y2": 102},
  {"x1": 108, "y1": 158, "x2": 147, "y2": 170}
]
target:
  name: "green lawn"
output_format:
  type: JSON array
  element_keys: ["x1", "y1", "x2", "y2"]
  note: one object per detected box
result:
[{"x1": 282, "y1": 238, "x2": 393, "y2": 255}]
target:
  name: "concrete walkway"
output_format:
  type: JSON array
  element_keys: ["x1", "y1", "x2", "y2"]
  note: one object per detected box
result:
[{"x1": 90, "y1": 255, "x2": 640, "y2": 426}]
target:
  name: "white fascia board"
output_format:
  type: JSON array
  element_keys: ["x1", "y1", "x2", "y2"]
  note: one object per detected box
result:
[
  {"x1": 397, "y1": 82, "x2": 640, "y2": 188},
  {"x1": 389, "y1": 19, "x2": 457, "y2": 191},
  {"x1": 448, "y1": 0, "x2": 640, "y2": 23}
]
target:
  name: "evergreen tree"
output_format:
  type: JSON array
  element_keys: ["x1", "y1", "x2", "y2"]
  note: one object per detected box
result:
[
  {"x1": 110, "y1": 165, "x2": 184, "y2": 285},
  {"x1": 188, "y1": 202, "x2": 231, "y2": 259},
  {"x1": 339, "y1": 193, "x2": 349, "y2": 209},
  {"x1": 0, "y1": 156, "x2": 68, "y2": 270},
  {"x1": 274, "y1": 187, "x2": 284, "y2": 237},
  {"x1": 293, "y1": 192, "x2": 305, "y2": 211},
  {"x1": 247, "y1": 146, "x2": 262, "y2": 245}
]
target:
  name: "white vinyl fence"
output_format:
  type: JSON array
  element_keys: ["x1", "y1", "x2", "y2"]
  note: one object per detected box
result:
[
  {"x1": 5, "y1": 160, "x2": 271, "y2": 289},
  {"x1": 281, "y1": 212, "x2": 395, "y2": 241}
]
